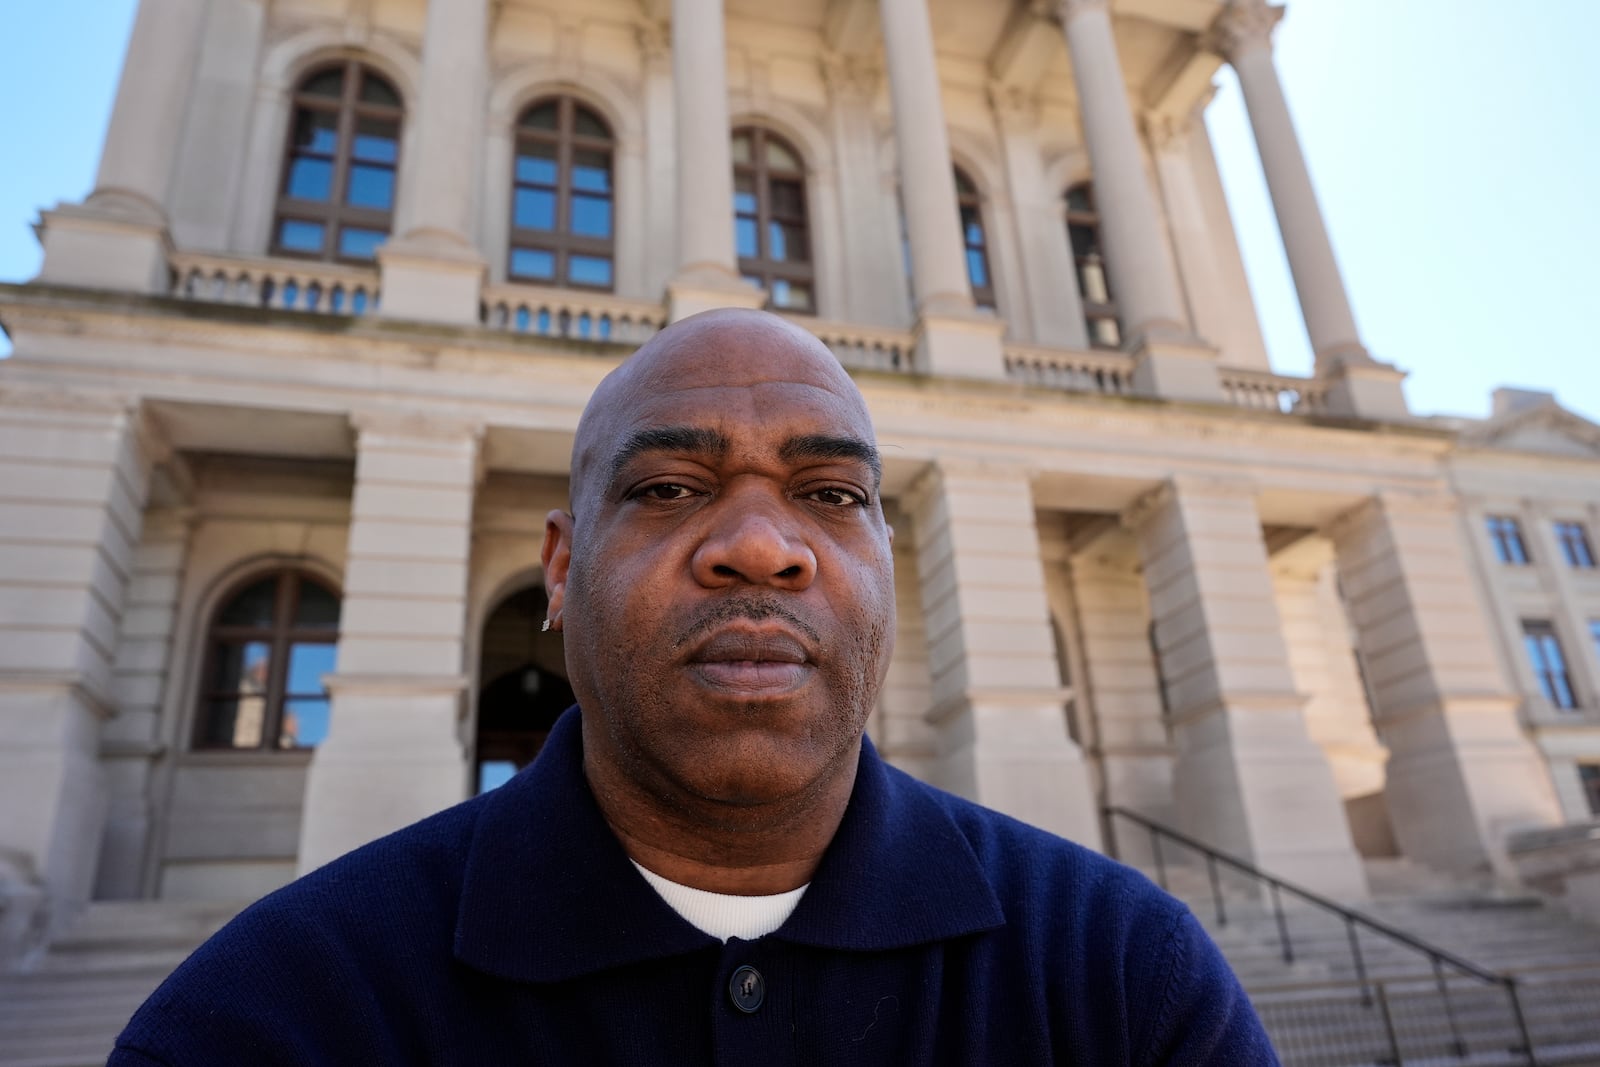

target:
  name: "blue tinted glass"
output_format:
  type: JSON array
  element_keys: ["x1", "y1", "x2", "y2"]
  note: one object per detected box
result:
[
  {"x1": 280, "y1": 699, "x2": 330, "y2": 748},
  {"x1": 510, "y1": 248, "x2": 555, "y2": 280},
  {"x1": 478, "y1": 760, "x2": 517, "y2": 794},
  {"x1": 278, "y1": 219, "x2": 325, "y2": 253},
  {"x1": 966, "y1": 249, "x2": 988, "y2": 287},
  {"x1": 568, "y1": 256, "x2": 612, "y2": 287},
  {"x1": 515, "y1": 147, "x2": 557, "y2": 185},
  {"x1": 965, "y1": 219, "x2": 985, "y2": 246},
  {"x1": 339, "y1": 227, "x2": 385, "y2": 259},
  {"x1": 294, "y1": 111, "x2": 338, "y2": 155},
  {"x1": 570, "y1": 195, "x2": 611, "y2": 237},
  {"x1": 734, "y1": 191, "x2": 758, "y2": 214},
  {"x1": 736, "y1": 217, "x2": 758, "y2": 258},
  {"x1": 286, "y1": 158, "x2": 333, "y2": 201},
  {"x1": 768, "y1": 221, "x2": 788, "y2": 261},
  {"x1": 346, "y1": 164, "x2": 394, "y2": 209},
  {"x1": 286, "y1": 642, "x2": 336, "y2": 695},
  {"x1": 771, "y1": 279, "x2": 790, "y2": 306},
  {"x1": 213, "y1": 641, "x2": 272, "y2": 693},
  {"x1": 514, "y1": 188, "x2": 555, "y2": 230},
  {"x1": 572, "y1": 151, "x2": 610, "y2": 193},
  {"x1": 352, "y1": 119, "x2": 398, "y2": 163}
]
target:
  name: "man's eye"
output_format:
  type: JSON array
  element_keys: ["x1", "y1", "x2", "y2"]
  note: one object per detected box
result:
[
  {"x1": 635, "y1": 483, "x2": 696, "y2": 501},
  {"x1": 809, "y1": 487, "x2": 865, "y2": 507}
]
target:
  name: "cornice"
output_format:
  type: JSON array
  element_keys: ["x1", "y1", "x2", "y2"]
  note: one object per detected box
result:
[{"x1": 1205, "y1": 1, "x2": 1285, "y2": 61}]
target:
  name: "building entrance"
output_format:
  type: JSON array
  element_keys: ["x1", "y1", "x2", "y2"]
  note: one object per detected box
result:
[{"x1": 474, "y1": 586, "x2": 573, "y2": 794}]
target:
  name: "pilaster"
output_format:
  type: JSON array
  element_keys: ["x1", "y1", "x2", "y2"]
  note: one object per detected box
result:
[
  {"x1": 1328, "y1": 491, "x2": 1563, "y2": 875},
  {"x1": 1125, "y1": 477, "x2": 1366, "y2": 896},
  {"x1": 904, "y1": 462, "x2": 1099, "y2": 845},
  {"x1": 0, "y1": 390, "x2": 160, "y2": 953},
  {"x1": 296, "y1": 413, "x2": 482, "y2": 873}
]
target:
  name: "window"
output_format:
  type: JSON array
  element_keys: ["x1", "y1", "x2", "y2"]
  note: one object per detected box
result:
[
  {"x1": 1487, "y1": 515, "x2": 1532, "y2": 565},
  {"x1": 1522, "y1": 620, "x2": 1578, "y2": 710},
  {"x1": 732, "y1": 128, "x2": 814, "y2": 313},
  {"x1": 195, "y1": 571, "x2": 341, "y2": 750},
  {"x1": 1555, "y1": 521, "x2": 1597, "y2": 569},
  {"x1": 1590, "y1": 619, "x2": 1600, "y2": 662},
  {"x1": 1066, "y1": 183, "x2": 1120, "y2": 349},
  {"x1": 273, "y1": 62, "x2": 402, "y2": 263},
  {"x1": 510, "y1": 97, "x2": 615, "y2": 290},
  {"x1": 1581, "y1": 765, "x2": 1600, "y2": 816},
  {"x1": 954, "y1": 166, "x2": 994, "y2": 311}
]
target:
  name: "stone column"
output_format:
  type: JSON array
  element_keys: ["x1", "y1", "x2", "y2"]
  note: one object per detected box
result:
[
  {"x1": 296, "y1": 415, "x2": 481, "y2": 874},
  {"x1": 822, "y1": 59, "x2": 907, "y2": 328},
  {"x1": 880, "y1": 0, "x2": 1006, "y2": 378},
  {"x1": 1125, "y1": 478, "x2": 1366, "y2": 897},
  {"x1": 639, "y1": 24, "x2": 679, "y2": 301},
  {"x1": 1329, "y1": 492, "x2": 1562, "y2": 875},
  {"x1": 1271, "y1": 537, "x2": 1394, "y2": 857},
  {"x1": 35, "y1": 0, "x2": 208, "y2": 292},
  {"x1": 96, "y1": 505, "x2": 196, "y2": 901},
  {"x1": 904, "y1": 461, "x2": 1098, "y2": 845},
  {"x1": 0, "y1": 392, "x2": 158, "y2": 952},
  {"x1": 1145, "y1": 110, "x2": 1234, "y2": 356},
  {"x1": 990, "y1": 83, "x2": 1090, "y2": 349},
  {"x1": 377, "y1": 0, "x2": 490, "y2": 325},
  {"x1": 665, "y1": 0, "x2": 764, "y2": 319},
  {"x1": 1209, "y1": 1, "x2": 1407, "y2": 417}
]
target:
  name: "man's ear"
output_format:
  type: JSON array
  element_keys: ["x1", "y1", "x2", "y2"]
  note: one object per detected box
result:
[{"x1": 542, "y1": 510, "x2": 574, "y2": 632}]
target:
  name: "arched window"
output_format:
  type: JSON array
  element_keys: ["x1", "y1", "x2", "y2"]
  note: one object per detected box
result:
[
  {"x1": 732, "y1": 127, "x2": 814, "y2": 313},
  {"x1": 273, "y1": 62, "x2": 402, "y2": 263},
  {"x1": 510, "y1": 97, "x2": 616, "y2": 290},
  {"x1": 1066, "y1": 182, "x2": 1121, "y2": 348},
  {"x1": 954, "y1": 166, "x2": 995, "y2": 310},
  {"x1": 194, "y1": 571, "x2": 341, "y2": 751}
]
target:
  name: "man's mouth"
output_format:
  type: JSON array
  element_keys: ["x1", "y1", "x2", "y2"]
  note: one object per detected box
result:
[{"x1": 686, "y1": 628, "x2": 813, "y2": 694}]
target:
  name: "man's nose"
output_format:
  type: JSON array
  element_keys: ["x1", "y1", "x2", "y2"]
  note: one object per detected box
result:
[{"x1": 691, "y1": 494, "x2": 817, "y2": 590}]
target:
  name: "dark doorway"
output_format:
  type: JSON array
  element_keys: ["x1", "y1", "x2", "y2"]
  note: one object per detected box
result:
[{"x1": 475, "y1": 586, "x2": 572, "y2": 793}]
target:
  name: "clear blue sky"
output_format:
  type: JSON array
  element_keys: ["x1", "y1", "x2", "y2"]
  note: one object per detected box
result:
[{"x1": 1, "y1": 0, "x2": 1595, "y2": 423}]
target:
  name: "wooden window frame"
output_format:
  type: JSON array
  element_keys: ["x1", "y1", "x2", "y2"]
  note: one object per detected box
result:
[
  {"x1": 733, "y1": 127, "x2": 816, "y2": 314},
  {"x1": 272, "y1": 61, "x2": 403, "y2": 265},
  {"x1": 509, "y1": 96, "x2": 617, "y2": 291},
  {"x1": 1066, "y1": 182, "x2": 1122, "y2": 349},
  {"x1": 193, "y1": 570, "x2": 340, "y2": 751},
  {"x1": 1521, "y1": 619, "x2": 1578, "y2": 711},
  {"x1": 954, "y1": 166, "x2": 995, "y2": 311}
]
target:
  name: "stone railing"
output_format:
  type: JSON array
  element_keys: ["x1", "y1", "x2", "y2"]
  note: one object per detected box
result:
[
  {"x1": 1003, "y1": 343, "x2": 1136, "y2": 397},
  {"x1": 796, "y1": 317, "x2": 915, "y2": 373},
  {"x1": 1219, "y1": 367, "x2": 1329, "y2": 415},
  {"x1": 170, "y1": 252, "x2": 380, "y2": 316},
  {"x1": 481, "y1": 284, "x2": 663, "y2": 345}
]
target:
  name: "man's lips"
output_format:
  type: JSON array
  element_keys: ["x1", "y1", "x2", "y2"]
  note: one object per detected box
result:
[{"x1": 685, "y1": 628, "x2": 814, "y2": 694}]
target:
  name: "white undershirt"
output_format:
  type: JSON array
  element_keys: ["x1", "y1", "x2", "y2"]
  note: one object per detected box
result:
[{"x1": 632, "y1": 860, "x2": 808, "y2": 942}]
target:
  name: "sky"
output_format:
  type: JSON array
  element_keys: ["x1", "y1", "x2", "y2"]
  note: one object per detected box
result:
[{"x1": 1, "y1": 0, "x2": 1596, "y2": 423}]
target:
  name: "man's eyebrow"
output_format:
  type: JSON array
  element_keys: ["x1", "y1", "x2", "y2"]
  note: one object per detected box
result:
[
  {"x1": 779, "y1": 434, "x2": 883, "y2": 487},
  {"x1": 606, "y1": 426, "x2": 730, "y2": 491}
]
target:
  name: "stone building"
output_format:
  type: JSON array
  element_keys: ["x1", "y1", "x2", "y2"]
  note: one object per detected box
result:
[{"x1": 3, "y1": 0, "x2": 1599, "y2": 961}]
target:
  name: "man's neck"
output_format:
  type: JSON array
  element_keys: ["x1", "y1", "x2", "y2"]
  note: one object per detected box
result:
[{"x1": 584, "y1": 748, "x2": 859, "y2": 896}]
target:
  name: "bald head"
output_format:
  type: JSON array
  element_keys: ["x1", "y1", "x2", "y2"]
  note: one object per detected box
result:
[{"x1": 568, "y1": 308, "x2": 879, "y2": 518}]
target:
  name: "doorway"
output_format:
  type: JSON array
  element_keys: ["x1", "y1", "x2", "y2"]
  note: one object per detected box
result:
[{"x1": 474, "y1": 585, "x2": 573, "y2": 793}]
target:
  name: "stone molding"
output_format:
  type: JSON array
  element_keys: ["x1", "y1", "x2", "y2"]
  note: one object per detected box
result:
[
  {"x1": 987, "y1": 81, "x2": 1039, "y2": 132},
  {"x1": 1206, "y1": 1, "x2": 1285, "y2": 61},
  {"x1": 1118, "y1": 474, "x2": 1258, "y2": 532},
  {"x1": 348, "y1": 409, "x2": 486, "y2": 444},
  {"x1": 925, "y1": 687, "x2": 1075, "y2": 727}
]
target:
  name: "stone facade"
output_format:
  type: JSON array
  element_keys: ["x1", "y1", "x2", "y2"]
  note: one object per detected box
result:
[{"x1": 3, "y1": 0, "x2": 1598, "y2": 956}]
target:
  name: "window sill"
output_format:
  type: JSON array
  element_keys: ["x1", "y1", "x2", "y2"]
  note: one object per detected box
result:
[{"x1": 179, "y1": 748, "x2": 317, "y2": 767}]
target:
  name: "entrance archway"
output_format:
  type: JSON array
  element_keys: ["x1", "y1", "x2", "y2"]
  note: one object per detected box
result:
[{"x1": 474, "y1": 585, "x2": 573, "y2": 793}]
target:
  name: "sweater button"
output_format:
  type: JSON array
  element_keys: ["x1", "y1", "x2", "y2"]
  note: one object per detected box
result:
[{"x1": 729, "y1": 965, "x2": 765, "y2": 1013}]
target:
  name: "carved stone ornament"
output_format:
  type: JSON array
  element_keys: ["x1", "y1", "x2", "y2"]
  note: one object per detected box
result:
[
  {"x1": 1207, "y1": 1, "x2": 1286, "y2": 60},
  {"x1": 820, "y1": 53, "x2": 881, "y2": 101}
]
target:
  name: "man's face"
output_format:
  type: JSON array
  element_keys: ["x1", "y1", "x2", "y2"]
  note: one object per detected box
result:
[{"x1": 547, "y1": 314, "x2": 896, "y2": 814}]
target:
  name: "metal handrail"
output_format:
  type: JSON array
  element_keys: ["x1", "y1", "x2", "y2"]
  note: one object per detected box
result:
[{"x1": 1104, "y1": 805, "x2": 1540, "y2": 1064}]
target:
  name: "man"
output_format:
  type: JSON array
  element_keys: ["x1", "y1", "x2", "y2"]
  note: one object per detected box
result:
[{"x1": 110, "y1": 309, "x2": 1277, "y2": 1065}]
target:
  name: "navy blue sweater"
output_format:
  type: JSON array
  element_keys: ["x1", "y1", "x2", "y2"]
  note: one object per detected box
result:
[{"x1": 111, "y1": 710, "x2": 1278, "y2": 1065}]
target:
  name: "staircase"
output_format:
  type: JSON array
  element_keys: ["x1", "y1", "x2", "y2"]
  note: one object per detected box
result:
[
  {"x1": 1116, "y1": 815, "x2": 1600, "y2": 1067},
  {"x1": 0, "y1": 901, "x2": 240, "y2": 1067}
]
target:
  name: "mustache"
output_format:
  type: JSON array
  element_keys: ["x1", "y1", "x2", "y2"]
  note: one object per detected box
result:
[{"x1": 671, "y1": 596, "x2": 824, "y2": 650}]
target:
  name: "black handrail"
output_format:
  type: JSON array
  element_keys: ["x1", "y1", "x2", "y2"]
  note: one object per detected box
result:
[{"x1": 1104, "y1": 806, "x2": 1540, "y2": 1065}]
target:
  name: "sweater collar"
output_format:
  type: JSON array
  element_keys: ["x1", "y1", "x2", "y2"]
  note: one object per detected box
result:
[{"x1": 454, "y1": 708, "x2": 1005, "y2": 983}]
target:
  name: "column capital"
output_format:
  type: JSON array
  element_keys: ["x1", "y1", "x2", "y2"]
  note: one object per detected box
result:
[
  {"x1": 1056, "y1": 0, "x2": 1110, "y2": 22},
  {"x1": 987, "y1": 81, "x2": 1039, "y2": 133},
  {"x1": 1120, "y1": 474, "x2": 1258, "y2": 532},
  {"x1": 636, "y1": 20, "x2": 671, "y2": 65},
  {"x1": 349, "y1": 409, "x2": 487, "y2": 444},
  {"x1": 1206, "y1": 1, "x2": 1285, "y2": 63},
  {"x1": 820, "y1": 53, "x2": 882, "y2": 102}
]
